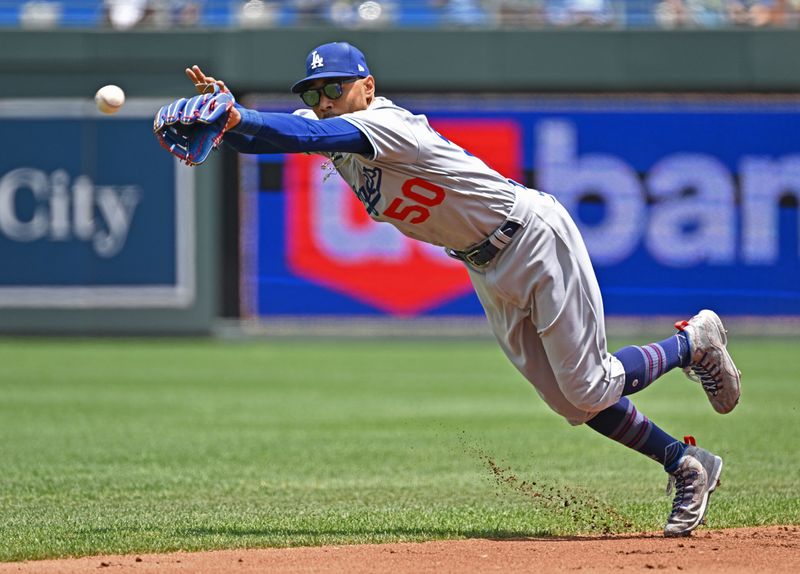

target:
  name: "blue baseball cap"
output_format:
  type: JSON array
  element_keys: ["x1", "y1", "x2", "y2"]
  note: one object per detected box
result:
[{"x1": 291, "y1": 42, "x2": 370, "y2": 93}]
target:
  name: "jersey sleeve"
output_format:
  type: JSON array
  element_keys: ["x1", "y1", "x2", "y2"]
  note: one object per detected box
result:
[
  {"x1": 227, "y1": 107, "x2": 372, "y2": 155},
  {"x1": 340, "y1": 106, "x2": 420, "y2": 163}
]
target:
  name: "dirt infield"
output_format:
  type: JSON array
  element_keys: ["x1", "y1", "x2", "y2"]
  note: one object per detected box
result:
[{"x1": 1, "y1": 526, "x2": 797, "y2": 574}]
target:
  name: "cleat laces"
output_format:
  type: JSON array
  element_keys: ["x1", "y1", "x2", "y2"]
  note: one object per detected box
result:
[
  {"x1": 685, "y1": 351, "x2": 721, "y2": 396},
  {"x1": 666, "y1": 469, "x2": 698, "y2": 511}
]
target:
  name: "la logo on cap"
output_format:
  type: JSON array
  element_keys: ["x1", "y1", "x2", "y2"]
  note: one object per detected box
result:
[{"x1": 310, "y1": 51, "x2": 324, "y2": 69}]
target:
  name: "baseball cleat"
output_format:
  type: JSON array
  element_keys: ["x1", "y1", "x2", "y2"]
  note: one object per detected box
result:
[
  {"x1": 675, "y1": 310, "x2": 741, "y2": 414},
  {"x1": 664, "y1": 445, "x2": 723, "y2": 537}
]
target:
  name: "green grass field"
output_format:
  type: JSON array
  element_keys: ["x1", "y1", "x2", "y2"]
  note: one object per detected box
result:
[{"x1": 0, "y1": 336, "x2": 798, "y2": 561}]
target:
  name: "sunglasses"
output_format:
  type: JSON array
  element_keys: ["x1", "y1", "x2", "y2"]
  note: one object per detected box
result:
[{"x1": 300, "y1": 78, "x2": 358, "y2": 107}]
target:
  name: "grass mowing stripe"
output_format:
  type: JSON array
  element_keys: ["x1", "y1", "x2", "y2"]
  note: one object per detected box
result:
[{"x1": 0, "y1": 338, "x2": 798, "y2": 560}]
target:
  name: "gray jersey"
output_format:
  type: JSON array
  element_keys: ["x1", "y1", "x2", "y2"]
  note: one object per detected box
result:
[
  {"x1": 296, "y1": 97, "x2": 516, "y2": 250},
  {"x1": 296, "y1": 96, "x2": 625, "y2": 425}
]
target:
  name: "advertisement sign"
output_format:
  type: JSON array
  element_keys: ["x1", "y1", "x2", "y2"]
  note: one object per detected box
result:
[
  {"x1": 241, "y1": 96, "x2": 800, "y2": 317},
  {"x1": 0, "y1": 100, "x2": 194, "y2": 308}
]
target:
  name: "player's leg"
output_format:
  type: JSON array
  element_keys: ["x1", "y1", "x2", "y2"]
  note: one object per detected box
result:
[
  {"x1": 586, "y1": 400, "x2": 723, "y2": 536},
  {"x1": 468, "y1": 255, "x2": 603, "y2": 425},
  {"x1": 612, "y1": 333, "x2": 691, "y2": 396},
  {"x1": 612, "y1": 311, "x2": 740, "y2": 414},
  {"x1": 526, "y1": 201, "x2": 626, "y2": 415},
  {"x1": 585, "y1": 396, "x2": 684, "y2": 467},
  {"x1": 472, "y1": 263, "x2": 722, "y2": 537},
  {"x1": 500, "y1": 196, "x2": 724, "y2": 535}
]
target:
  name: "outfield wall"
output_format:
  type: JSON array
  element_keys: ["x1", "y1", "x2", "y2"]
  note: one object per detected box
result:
[
  {"x1": 241, "y1": 94, "x2": 800, "y2": 320},
  {"x1": 0, "y1": 29, "x2": 798, "y2": 333},
  {"x1": 3, "y1": 29, "x2": 800, "y2": 95},
  {"x1": 0, "y1": 98, "x2": 220, "y2": 335}
]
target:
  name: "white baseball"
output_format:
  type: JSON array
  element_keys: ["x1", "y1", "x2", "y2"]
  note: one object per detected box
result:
[{"x1": 94, "y1": 85, "x2": 125, "y2": 114}]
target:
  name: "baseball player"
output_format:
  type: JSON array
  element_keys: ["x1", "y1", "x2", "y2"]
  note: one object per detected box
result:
[{"x1": 175, "y1": 42, "x2": 741, "y2": 537}]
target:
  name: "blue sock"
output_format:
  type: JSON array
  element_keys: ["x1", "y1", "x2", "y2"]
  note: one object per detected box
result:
[
  {"x1": 614, "y1": 332, "x2": 691, "y2": 396},
  {"x1": 586, "y1": 397, "x2": 686, "y2": 471}
]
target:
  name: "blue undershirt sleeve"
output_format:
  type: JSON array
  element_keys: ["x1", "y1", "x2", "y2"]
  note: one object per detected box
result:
[{"x1": 222, "y1": 107, "x2": 373, "y2": 156}]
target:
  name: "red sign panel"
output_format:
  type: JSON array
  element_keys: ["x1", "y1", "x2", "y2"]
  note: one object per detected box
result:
[{"x1": 284, "y1": 120, "x2": 522, "y2": 316}]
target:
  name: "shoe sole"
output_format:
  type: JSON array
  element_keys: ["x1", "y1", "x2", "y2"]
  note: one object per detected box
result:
[
  {"x1": 664, "y1": 455, "x2": 723, "y2": 538},
  {"x1": 695, "y1": 310, "x2": 741, "y2": 415}
]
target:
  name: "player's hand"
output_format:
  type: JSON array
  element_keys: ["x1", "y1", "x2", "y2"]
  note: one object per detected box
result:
[
  {"x1": 224, "y1": 106, "x2": 242, "y2": 131},
  {"x1": 185, "y1": 65, "x2": 230, "y2": 95}
]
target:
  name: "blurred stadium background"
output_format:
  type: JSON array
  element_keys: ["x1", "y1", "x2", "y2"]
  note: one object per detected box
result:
[
  {"x1": 3, "y1": 0, "x2": 800, "y2": 29},
  {"x1": 1, "y1": 1, "x2": 799, "y2": 337}
]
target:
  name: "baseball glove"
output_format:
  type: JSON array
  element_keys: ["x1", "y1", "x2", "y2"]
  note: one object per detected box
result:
[{"x1": 153, "y1": 90, "x2": 235, "y2": 166}]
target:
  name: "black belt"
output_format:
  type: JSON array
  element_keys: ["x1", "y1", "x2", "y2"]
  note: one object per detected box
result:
[{"x1": 446, "y1": 220, "x2": 522, "y2": 268}]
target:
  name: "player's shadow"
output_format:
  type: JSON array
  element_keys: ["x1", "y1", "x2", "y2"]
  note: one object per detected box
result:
[{"x1": 178, "y1": 526, "x2": 657, "y2": 541}]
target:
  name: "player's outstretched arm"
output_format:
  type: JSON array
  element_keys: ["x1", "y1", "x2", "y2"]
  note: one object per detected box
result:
[
  {"x1": 228, "y1": 110, "x2": 372, "y2": 155},
  {"x1": 182, "y1": 66, "x2": 370, "y2": 155}
]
